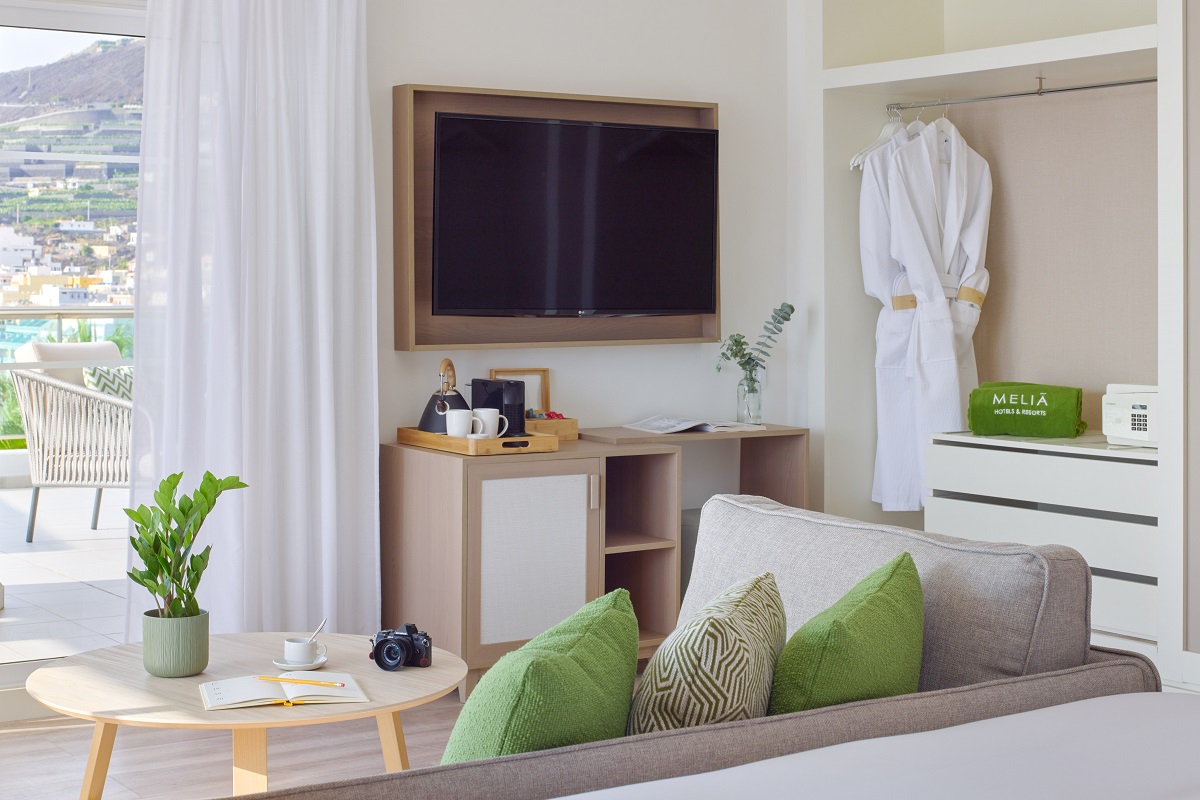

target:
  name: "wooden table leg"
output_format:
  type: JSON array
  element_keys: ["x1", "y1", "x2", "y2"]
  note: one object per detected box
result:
[
  {"x1": 231, "y1": 728, "x2": 268, "y2": 795},
  {"x1": 376, "y1": 710, "x2": 410, "y2": 771},
  {"x1": 80, "y1": 721, "x2": 117, "y2": 800}
]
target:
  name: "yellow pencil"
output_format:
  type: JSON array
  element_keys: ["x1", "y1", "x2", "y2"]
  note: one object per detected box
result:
[{"x1": 257, "y1": 676, "x2": 346, "y2": 688}]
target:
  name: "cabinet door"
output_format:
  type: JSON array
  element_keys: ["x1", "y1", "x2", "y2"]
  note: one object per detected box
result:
[{"x1": 465, "y1": 458, "x2": 601, "y2": 665}]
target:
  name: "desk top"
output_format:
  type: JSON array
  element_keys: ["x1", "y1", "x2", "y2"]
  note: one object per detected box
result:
[
  {"x1": 580, "y1": 423, "x2": 809, "y2": 445},
  {"x1": 25, "y1": 632, "x2": 466, "y2": 730}
]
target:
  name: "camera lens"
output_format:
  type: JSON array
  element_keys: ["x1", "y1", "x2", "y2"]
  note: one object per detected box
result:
[{"x1": 374, "y1": 637, "x2": 412, "y2": 671}]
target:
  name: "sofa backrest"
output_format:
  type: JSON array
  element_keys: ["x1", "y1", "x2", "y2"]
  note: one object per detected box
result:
[
  {"x1": 15, "y1": 340, "x2": 121, "y2": 386},
  {"x1": 680, "y1": 495, "x2": 1092, "y2": 692}
]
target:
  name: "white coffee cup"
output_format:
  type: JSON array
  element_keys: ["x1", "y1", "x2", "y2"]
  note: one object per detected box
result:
[
  {"x1": 284, "y1": 637, "x2": 327, "y2": 665},
  {"x1": 472, "y1": 407, "x2": 509, "y2": 438},
  {"x1": 445, "y1": 408, "x2": 482, "y2": 438}
]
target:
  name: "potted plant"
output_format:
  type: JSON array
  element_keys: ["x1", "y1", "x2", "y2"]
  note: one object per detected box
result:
[
  {"x1": 126, "y1": 471, "x2": 247, "y2": 677},
  {"x1": 717, "y1": 302, "x2": 795, "y2": 424}
]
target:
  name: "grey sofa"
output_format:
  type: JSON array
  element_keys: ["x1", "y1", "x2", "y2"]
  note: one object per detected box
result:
[{"x1": 237, "y1": 494, "x2": 1159, "y2": 800}]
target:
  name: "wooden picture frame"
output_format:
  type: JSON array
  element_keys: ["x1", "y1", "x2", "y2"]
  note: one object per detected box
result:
[{"x1": 490, "y1": 368, "x2": 550, "y2": 412}]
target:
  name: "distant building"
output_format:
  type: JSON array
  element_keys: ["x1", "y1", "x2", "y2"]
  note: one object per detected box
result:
[
  {"x1": 36, "y1": 285, "x2": 88, "y2": 306},
  {"x1": 0, "y1": 227, "x2": 39, "y2": 268},
  {"x1": 57, "y1": 220, "x2": 97, "y2": 233}
]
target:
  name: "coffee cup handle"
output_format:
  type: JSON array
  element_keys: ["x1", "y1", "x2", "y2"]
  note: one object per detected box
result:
[
  {"x1": 316, "y1": 643, "x2": 327, "y2": 658},
  {"x1": 497, "y1": 415, "x2": 509, "y2": 437},
  {"x1": 471, "y1": 417, "x2": 484, "y2": 435}
]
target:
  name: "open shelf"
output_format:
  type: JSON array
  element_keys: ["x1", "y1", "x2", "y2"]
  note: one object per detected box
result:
[
  {"x1": 636, "y1": 629, "x2": 671, "y2": 653},
  {"x1": 823, "y1": 25, "x2": 1156, "y2": 97},
  {"x1": 604, "y1": 529, "x2": 677, "y2": 555},
  {"x1": 605, "y1": 548, "x2": 677, "y2": 656}
]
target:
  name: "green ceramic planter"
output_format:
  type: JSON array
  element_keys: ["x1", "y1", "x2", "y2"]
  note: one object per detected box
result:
[{"x1": 142, "y1": 609, "x2": 209, "y2": 677}]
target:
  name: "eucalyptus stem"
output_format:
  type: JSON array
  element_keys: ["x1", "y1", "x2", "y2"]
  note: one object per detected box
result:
[{"x1": 717, "y1": 302, "x2": 795, "y2": 382}]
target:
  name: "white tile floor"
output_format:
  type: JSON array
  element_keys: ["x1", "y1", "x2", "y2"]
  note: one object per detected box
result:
[{"x1": 0, "y1": 487, "x2": 129, "y2": 664}]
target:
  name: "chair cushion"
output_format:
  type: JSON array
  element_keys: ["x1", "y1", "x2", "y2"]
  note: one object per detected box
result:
[
  {"x1": 441, "y1": 588, "x2": 638, "y2": 765},
  {"x1": 681, "y1": 496, "x2": 1091, "y2": 692},
  {"x1": 770, "y1": 552, "x2": 923, "y2": 715},
  {"x1": 627, "y1": 572, "x2": 785, "y2": 735},
  {"x1": 15, "y1": 341, "x2": 121, "y2": 386},
  {"x1": 83, "y1": 365, "x2": 133, "y2": 401}
]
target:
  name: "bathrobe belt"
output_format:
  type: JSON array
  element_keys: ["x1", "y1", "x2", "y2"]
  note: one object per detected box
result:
[
  {"x1": 892, "y1": 286, "x2": 985, "y2": 310},
  {"x1": 895, "y1": 280, "x2": 983, "y2": 379}
]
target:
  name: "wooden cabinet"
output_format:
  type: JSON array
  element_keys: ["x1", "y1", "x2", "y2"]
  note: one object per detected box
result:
[{"x1": 380, "y1": 440, "x2": 680, "y2": 699}]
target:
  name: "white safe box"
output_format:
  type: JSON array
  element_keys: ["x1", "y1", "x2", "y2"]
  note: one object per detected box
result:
[{"x1": 924, "y1": 433, "x2": 1158, "y2": 644}]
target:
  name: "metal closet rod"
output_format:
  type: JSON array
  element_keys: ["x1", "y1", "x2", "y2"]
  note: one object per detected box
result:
[{"x1": 884, "y1": 76, "x2": 1157, "y2": 113}]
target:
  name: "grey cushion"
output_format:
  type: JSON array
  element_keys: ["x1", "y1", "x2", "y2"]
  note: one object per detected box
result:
[{"x1": 680, "y1": 495, "x2": 1092, "y2": 691}]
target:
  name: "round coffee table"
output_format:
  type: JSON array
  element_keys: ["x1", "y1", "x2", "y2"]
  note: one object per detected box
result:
[{"x1": 25, "y1": 632, "x2": 467, "y2": 798}]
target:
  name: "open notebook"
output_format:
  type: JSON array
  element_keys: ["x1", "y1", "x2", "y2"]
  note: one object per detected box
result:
[{"x1": 199, "y1": 672, "x2": 368, "y2": 711}]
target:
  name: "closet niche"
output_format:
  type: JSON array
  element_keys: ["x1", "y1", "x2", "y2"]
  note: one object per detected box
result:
[{"x1": 814, "y1": 20, "x2": 1159, "y2": 532}]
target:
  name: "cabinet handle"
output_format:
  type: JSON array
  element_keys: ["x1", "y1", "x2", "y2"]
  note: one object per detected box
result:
[{"x1": 589, "y1": 474, "x2": 601, "y2": 510}]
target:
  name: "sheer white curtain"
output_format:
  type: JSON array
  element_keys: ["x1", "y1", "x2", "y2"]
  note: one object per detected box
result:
[{"x1": 130, "y1": 0, "x2": 380, "y2": 636}]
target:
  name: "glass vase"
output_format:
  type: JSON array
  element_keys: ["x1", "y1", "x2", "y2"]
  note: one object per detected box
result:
[{"x1": 737, "y1": 375, "x2": 762, "y2": 425}]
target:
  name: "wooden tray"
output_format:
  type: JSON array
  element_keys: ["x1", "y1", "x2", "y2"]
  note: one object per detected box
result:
[
  {"x1": 524, "y1": 418, "x2": 578, "y2": 440},
  {"x1": 396, "y1": 427, "x2": 559, "y2": 456}
]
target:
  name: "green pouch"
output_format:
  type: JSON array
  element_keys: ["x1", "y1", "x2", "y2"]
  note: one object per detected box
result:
[{"x1": 967, "y1": 382, "x2": 1087, "y2": 438}]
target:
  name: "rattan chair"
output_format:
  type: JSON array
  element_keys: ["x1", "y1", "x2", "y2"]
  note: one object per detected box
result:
[{"x1": 10, "y1": 367, "x2": 132, "y2": 543}]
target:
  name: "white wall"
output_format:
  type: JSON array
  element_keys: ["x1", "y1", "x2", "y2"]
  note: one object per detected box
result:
[
  {"x1": 943, "y1": 0, "x2": 1154, "y2": 51},
  {"x1": 367, "y1": 1, "x2": 792, "y2": 468}
]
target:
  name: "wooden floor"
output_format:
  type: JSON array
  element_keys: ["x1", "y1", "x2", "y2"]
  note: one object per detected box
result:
[{"x1": 0, "y1": 694, "x2": 463, "y2": 799}]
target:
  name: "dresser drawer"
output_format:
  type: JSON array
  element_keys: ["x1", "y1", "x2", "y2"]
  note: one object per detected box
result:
[
  {"x1": 926, "y1": 442, "x2": 1157, "y2": 517},
  {"x1": 1092, "y1": 575, "x2": 1157, "y2": 639},
  {"x1": 924, "y1": 496, "x2": 1156, "y2": 577}
]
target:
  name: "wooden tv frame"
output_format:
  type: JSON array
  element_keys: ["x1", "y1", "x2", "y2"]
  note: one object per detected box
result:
[{"x1": 393, "y1": 84, "x2": 720, "y2": 351}]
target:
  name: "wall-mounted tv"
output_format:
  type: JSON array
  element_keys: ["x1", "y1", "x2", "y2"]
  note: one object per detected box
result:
[{"x1": 432, "y1": 112, "x2": 718, "y2": 318}]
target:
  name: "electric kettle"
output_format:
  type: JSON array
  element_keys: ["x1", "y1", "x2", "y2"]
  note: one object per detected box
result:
[{"x1": 417, "y1": 358, "x2": 471, "y2": 434}]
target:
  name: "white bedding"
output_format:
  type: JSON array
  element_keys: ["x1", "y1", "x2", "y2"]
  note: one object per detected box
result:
[{"x1": 567, "y1": 693, "x2": 1200, "y2": 799}]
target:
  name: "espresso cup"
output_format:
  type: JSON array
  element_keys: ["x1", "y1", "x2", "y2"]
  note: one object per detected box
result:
[
  {"x1": 284, "y1": 637, "x2": 327, "y2": 665},
  {"x1": 472, "y1": 407, "x2": 509, "y2": 438},
  {"x1": 445, "y1": 408, "x2": 482, "y2": 438}
]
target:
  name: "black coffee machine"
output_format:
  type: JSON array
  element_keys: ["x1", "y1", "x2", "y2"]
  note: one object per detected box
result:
[{"x1": 470, "y1": 378, "x2": 525, "y2": 437}]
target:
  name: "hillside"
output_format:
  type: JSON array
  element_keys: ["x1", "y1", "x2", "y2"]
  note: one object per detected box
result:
[{"x1": 0, "y1": 38, "x2": 143, "y2": 124}]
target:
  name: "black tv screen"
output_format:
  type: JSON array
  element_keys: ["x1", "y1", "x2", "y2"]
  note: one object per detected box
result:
[{"x1": 432, "y1": 113, "x2": 718, "y2": 317}]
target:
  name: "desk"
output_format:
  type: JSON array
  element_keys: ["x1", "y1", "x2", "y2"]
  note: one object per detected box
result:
[
  {"x1": 579, "y1": 423, "x2": 809, "y2": 509},
  {"x1": 25, "y1": 632, "x2": 467, "y2": 798}
]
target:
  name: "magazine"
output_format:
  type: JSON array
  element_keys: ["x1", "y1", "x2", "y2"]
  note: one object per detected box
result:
[
  {"x1": 199, "y1": 672, "x2": 367, "y2": 711},
  {"x1": 622, "y1": 416, "x2": 765, "y2": 435}
]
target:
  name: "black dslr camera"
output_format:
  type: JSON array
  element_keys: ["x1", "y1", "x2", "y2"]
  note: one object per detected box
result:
[{"x1": 369, "y1": 624, "x2": 432, "y2": 670}]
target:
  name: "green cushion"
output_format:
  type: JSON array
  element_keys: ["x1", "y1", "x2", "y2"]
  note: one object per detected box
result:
[
  {"x1": 441, "y1": 588, "x2": 638, "y2": 765},
  {"x1": 769, "y1": 552, "x2": 923, "y2": 715},
  {"x1": 83, "y1": 365, "x2": 133, "y2": 401},
  {"x1": 627, "y1": 572, "x2": 785, "y2": 734}
]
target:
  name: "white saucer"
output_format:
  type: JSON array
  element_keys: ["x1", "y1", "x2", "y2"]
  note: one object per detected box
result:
[{"x1": 272, "y1": 655, "x2": 327, "y2": 671}]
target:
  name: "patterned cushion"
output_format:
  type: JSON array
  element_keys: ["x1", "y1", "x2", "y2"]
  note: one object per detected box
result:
[
  {"x1": 83, "y1": 365, "x2": 133, "y2": 401},
  {"x1": 441, "y1": 588, "x2": 639, "y2": 765},
  {"x1": 769, "y1": 552, "x2": 924, "y2": 715},
  {"x1": 627, "y1": 572, "x2": 785, "y2": 734}
]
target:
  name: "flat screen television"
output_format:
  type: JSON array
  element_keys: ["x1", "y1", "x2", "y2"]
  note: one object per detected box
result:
[{"x1": 432, "y1": 112, "x2": 718, "y2": 317}]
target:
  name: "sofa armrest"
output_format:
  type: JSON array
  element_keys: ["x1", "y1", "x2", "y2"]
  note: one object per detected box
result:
[
  {"x1": 233, "y1": 647, "x2": 1156, "y2": 800},
  {"x1": 1085, "y1": 644, "x2": 1160, "y2": 691}
]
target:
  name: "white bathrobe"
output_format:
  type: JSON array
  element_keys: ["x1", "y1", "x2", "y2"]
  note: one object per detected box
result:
[
  {"x1": 859, "y1": 126, "x2": 918, "y2": 506},
  {"x1": 874, "y1": 119, "x2": 992, "y2": 511}
]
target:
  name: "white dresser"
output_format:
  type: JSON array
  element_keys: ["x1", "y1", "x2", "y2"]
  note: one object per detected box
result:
[{"x1": 925, "y1": 433, "x2": 1158, "y2": 647}]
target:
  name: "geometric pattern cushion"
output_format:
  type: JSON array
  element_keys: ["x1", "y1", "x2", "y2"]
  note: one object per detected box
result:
[
  {"x1": 627, "y1": 572, "x2": 785, "y2": 734},
  {"x1": 441, "y1": 588, "x2": 639, "y2": 765},
  {"x1": 769, "y1": 552, "x2": 924, "y2": 715},
  {"x1": 83, "y1": 365, "x2": 133, "y2": 401}
]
